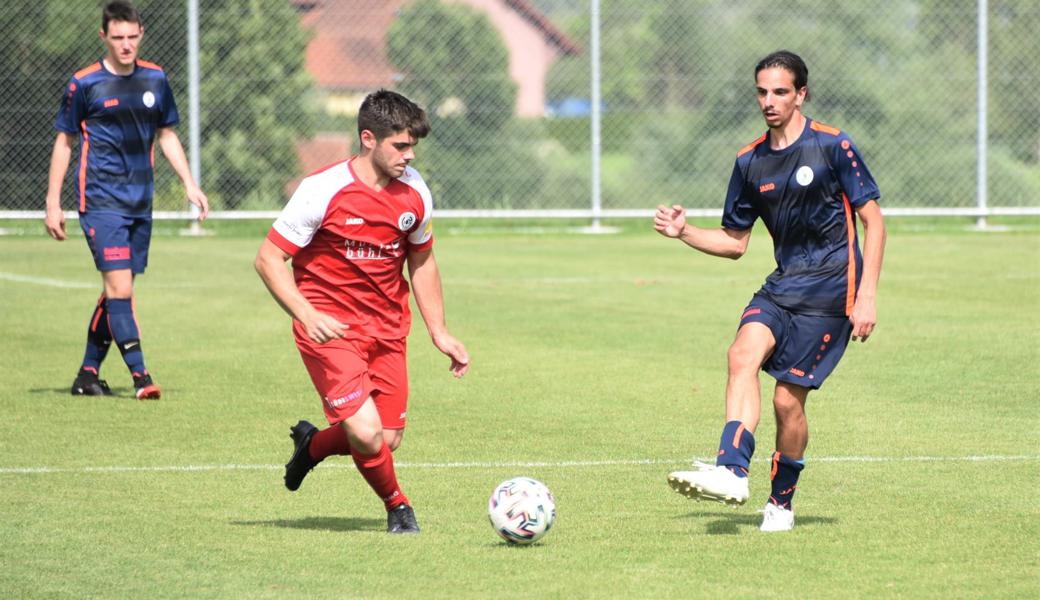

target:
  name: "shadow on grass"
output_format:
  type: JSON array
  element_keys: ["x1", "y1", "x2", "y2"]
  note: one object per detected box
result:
[
  {"x1": 676, "y1": 510, "x2": 838, "y2": 535},
  {"x1": 29, "y1": 387, "x2": 140, "y2": 399},
  {"x1": 232, "y1": 516, "x2": 384, "y2": 532}
]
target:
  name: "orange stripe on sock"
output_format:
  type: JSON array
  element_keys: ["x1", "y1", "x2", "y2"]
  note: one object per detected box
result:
[
  {"x1": 770, "y1": 451, "x2": 780, "y2": 480},
  {"x1": 732, "y1": 423, "x2": 746, "y2": 449},
  {"x1": 90, "y1": 294, "x2": 106, "y2": 332}
]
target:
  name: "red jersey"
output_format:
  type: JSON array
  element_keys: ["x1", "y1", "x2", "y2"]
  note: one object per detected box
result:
[{"x1": 267, "y1": 158, "x2": 434, "y2": 340}]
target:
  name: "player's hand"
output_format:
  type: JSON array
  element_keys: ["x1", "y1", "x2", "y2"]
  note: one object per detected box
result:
[
  {"x1": 187, "y1": 185, "x2": 209, "y2": 221},
  {"x1": 433, "y1": 332, "x2": 469, "y2": 378},
  {"x1": 44, "y1": 204, "x2": 67, "y2": 241},
  {"x1": 849, "y1": 295, "x2": 877, "y2": 342},
  {"x1": 301, "y1": 310, "x2": 348, "y2": 344},
  {"x1": 653, "y1": 204, "x2": 687, "y2": 239}
]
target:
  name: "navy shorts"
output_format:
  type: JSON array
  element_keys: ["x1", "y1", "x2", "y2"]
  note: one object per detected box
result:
[
  {"x1": 738, "y1": 294, "x2": 853, "y2": 390},
  {"x1": 79, "y1": 212, "x2": 152, "y2": 274}
]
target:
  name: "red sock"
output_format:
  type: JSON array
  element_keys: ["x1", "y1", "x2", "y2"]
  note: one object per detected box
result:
[
  {"x1": 352, "y1": 442, "x2": 408, "y2": 510},
  {"x1": 308, "y1": 425, "x2": 351, "y2": 461}
]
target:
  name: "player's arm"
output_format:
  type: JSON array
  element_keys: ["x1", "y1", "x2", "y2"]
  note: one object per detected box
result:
[
  {"x1": 654, "y1": 204, "x2": 752, "y2": 259},
  {"x1": 44, "y1": 132, "x2": 75, "y2": 241},
  {"x1": 850, "y1": 200, "x2": 886, "y2": 342},
  {"x1": 157, "y1": 127, "x2": 209, "y2": 220},
  {"x1": 254, "y1": 238, "x2": 347, "y2": 344},
  {"x1": 407, "y1": 248, "x2": 470, "y2": 378}
]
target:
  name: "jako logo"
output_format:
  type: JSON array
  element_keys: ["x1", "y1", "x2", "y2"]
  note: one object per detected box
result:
[{"x1": 759, "y1": 182, "x2": 775, "y2": 193}]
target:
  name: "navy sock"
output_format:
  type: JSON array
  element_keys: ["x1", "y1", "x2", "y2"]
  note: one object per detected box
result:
[
  {"x1": 769, "y1": 452, "x2": 805, "y2": 509},
  {"x1": 105, "y1": 298, "x2": 147, "y2": 376},
  {"x1": 80, "y1": 295, "x2": 112, "y2": 373},
  {"x1": 715, "y1": 420, "x2": 755, "y2": 478}
]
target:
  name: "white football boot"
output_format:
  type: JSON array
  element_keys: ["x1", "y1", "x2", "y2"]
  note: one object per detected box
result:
[
  {"x1": 667, "y1": 461, "x2": 749, "y2": 506},
  {"x1": 759, "y1": 502, "x2": 795, "y2": 532}
]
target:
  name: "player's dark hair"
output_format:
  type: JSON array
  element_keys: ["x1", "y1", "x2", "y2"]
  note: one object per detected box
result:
[
  {"x1": 357, "y1": 90, "x2": 430, "y2": 141},
  {"x1": 755, "y1": 50, "x2": 810, "y2": 101},
  {"x1": 102, "y1": 1, "x2": 141, "y2": 34}
]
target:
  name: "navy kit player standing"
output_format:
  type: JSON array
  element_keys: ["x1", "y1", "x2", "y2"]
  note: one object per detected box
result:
[
  {"x1": 654, "y1": 50, "x2": 886, "y2": 532},
  {"x1": 44, "y1": 1, "x2": 208, "y2": 399}
]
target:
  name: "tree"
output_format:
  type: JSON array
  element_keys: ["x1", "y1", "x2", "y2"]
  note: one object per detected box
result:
[
  {"x1": 387, "y1": 0, "x2": 544, "y2": 209},
  {"x1": 197, "y1": 0, "x2": 315, "y2": 209}
]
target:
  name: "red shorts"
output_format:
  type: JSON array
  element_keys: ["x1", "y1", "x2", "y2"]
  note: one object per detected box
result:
[{"x1": 293, "y1": 321, "x2": 409, "y2": 429}]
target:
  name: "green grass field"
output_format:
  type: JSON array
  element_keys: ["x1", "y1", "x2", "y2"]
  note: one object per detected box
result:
[{"x1": 1, "y1": 218, "x2": 1038, "y2": 598}]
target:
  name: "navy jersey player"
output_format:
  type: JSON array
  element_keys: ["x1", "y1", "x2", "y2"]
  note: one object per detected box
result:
[
  {"x1": 44, "y1": 1, "x2": 208, "y2": 399},
  {"x1": 654, "y1": 50, "x2": 886, "y2": 532}
]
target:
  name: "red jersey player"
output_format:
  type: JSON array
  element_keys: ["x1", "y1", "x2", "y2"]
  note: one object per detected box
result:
[{"x1": 255, "y1": 90, "x2": 469, "y2": 534}]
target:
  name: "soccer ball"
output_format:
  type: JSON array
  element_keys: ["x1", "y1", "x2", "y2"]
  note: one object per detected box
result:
[{"x1": 487, "y1": 477, "x2": 556, "y2": 545}]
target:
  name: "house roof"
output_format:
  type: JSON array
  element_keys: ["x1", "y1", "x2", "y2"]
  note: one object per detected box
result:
[
  {"x1": 292, "y1": 0, "x2": 581, "y2": 91},
  {"x1": 504, "y1": 0, "x2": 582, "y2": 56}
]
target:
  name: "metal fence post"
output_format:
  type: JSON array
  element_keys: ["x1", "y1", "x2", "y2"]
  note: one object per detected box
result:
[{"x1": 975, "y1": 0, "x2": 988, "y2": 229}]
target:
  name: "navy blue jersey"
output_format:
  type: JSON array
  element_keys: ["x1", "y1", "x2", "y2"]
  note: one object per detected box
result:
[
  {"x1": 54, "y1": 59, "x2": 179, "y2": 217},
  {"x1": 722, "y1": 118, "x2": 880, "y2": 316}
]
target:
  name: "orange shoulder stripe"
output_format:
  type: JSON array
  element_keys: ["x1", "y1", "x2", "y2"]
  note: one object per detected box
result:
[
  {"x1": 736, "y1": 133, "x2": 767, "y2": 157},
  {"x1": 810, "y1": 120, "x2": 841, "y2": 136},
  {"x1": 135, "y1": 59, "x2": 164, "y2": 72},
  {"x1": 73, "y1": 62, "x2": 103, "y2": 80}
]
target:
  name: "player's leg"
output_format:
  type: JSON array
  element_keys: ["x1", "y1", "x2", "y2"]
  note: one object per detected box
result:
[
  {"x1": 668, "y1": 300, "x2": 780, "y2": 505},
  {"x1": 284, "y1": 332, "x2": 370, "y2": 491},
  {"x1": 718, "y1": 321, "x2": 775, "y2": 472},
  {"x1": 361, "y1": 338, "x2": 417, "y2": 533},
  {"x1": 71, "y1": 293, "x2": 114, "y2": 396},
  {"x1": 760, "y1": 382, "x2": 809, "y2": 532},
  {"x1": 369, "y1": 337, "x2": 408, "y2": 452},
  {"x1": 343, "y1": 398, "x2": 418, "y2": 533},
  {"x1": 102, "y1": 268, "x2": 157, "y2": 399},
  {"x1": 774, "y1": 381, "x2": 810, "y2": 459},
  {"x1": 75, "y1": 212, "x2": 152, "y2": 397},
  {"x1": 758, "y1": 314, "x2": 851, "y2": 532}
]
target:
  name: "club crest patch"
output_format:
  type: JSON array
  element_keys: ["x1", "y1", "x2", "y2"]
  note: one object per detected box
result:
[
  {"x1": 398, "y1": 212, "x2": 417, "y2": 231},
  {"x1": 796, "y1": 165, "x2": 814, "y2": 186},
  {"x1": 142, "y1": 91, "x2": 156, "y2": 108}
]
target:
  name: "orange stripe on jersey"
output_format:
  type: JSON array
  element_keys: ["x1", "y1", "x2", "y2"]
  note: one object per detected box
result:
[
  {"x1": 737, "y1": 133, "x2": 767, "y2": 157},
  {"x1": 79, "y1": 121, "x2": 90, "y2": 212},
  {"x1": 841, "y1": 192, "x2": 856, "y2": 316},
  {"x1": 135, "y1": 59, "x2": 164, "y2": 71},
  {"x1": 136, "y1": 59, "x2": 164, "y2": 71},
  {"x1": 73, "y1": 62, "x2": 103, "y2": 80},
  {"x1": 810, "y1": 120, "x2": 841, "y2": 136}
]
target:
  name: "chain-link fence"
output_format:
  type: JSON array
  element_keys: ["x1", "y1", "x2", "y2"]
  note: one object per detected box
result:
[{"x1": 2, "y1": 0, "x2": 1037, "y2": 217}]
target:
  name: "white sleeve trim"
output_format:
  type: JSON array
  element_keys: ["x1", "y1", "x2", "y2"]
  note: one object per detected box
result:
[
  {"x1": 400, "y1": 166, "x2": 434, "y2": 246},
  {"x1": 272, "y1": 162, "x2": 353, "y2": 248}
]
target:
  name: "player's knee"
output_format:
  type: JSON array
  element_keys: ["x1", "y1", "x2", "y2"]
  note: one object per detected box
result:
[
  {"x1": 348, "y1": 424, "x2": 384, "y2": 455},
  {"x1": 773, "y1": 395, "x2": 805, "y2": 423},
  {"x1": 727, "y1": 343, "x2": 761, "y2": 375},
  {"x1": 384, "y1": 430, "x2": 403, "y2": 451}
]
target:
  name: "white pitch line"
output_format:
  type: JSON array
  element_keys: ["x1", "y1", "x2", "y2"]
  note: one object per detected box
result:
[
  {"x1": 0, "y1": 455, "x2": 1037, "y2": 475},
  {"x1": 0, "y1": 271, "x2": 96, "y2": 289}
]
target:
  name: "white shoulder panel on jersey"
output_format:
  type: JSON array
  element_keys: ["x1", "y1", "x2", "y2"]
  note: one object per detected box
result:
[
  {"x1": 273, "y1": 161, "x2": 355, "y2": 249},
  {"x1": 399, "y1": 166, "x2": 435, "y2": 246}
]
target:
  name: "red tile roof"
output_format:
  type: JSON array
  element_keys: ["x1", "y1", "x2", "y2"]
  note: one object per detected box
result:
[{"x1": 294, "y1": 0, "x2": 580, "y2": 91}]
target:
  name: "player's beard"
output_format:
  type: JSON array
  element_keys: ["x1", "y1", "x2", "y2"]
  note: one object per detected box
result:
[{"x1": 374, "y1": 150, "x2": 406, "y2": 180}]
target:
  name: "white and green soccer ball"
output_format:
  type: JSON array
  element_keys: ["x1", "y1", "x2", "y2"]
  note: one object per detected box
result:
[{"x1": 487, "y1": 477, "x2": 556, "y2": 545}]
